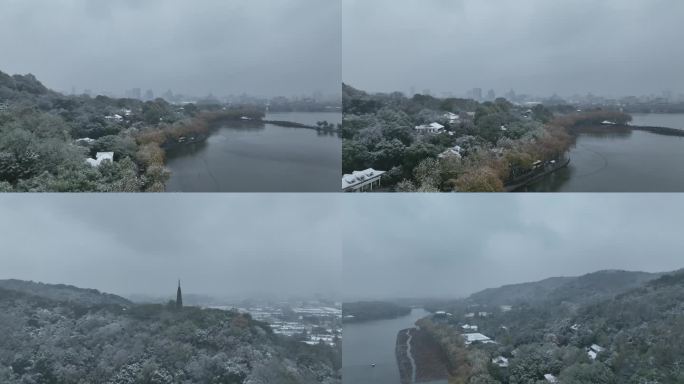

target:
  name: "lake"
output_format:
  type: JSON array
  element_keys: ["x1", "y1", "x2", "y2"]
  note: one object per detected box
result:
[
  {"x1": 343, "y1": 308, "x2": 447, "y2": 384},
  {"x1": 164, "y1": 112, "x2": 341, "y2": 192},
  {"x1": 630, "y1": 113, "x2": 684, "y2": 130},
  {"x1": 524, "y1": 113, "x2": 684, "y2": 192}
]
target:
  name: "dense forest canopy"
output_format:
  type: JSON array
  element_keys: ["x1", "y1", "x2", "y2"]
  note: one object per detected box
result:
[{"x1": 0, "y1": 280, "x2": 341, "y2": 384}]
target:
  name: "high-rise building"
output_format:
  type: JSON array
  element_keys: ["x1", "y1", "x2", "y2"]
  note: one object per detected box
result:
[{"x1": 472, "y1": 88, "x2": 482, "y2": 101}]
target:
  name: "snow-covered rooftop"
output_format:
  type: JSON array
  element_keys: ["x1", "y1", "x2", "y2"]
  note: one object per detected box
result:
[
  {"x1": 342, "y1": 168, "x2": 385, "y2": 190},
  {"x1": 86, "y1": 152, "x2": 114, "y2": 167}
]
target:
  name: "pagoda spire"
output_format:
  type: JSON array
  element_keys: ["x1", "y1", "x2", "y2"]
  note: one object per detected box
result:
[{"x1": 176, "y1": 279, "x2": 183, "y2": 308}]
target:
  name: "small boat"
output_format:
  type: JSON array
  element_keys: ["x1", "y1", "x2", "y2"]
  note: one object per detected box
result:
[{"x1": 371, "y1": 363, "x2": 376, "y2": 367}]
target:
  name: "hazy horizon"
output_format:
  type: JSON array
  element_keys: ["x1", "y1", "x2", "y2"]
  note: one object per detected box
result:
[
  {"x1": 343, "y1": 194, "x2": 684, "y2": 301},
  {"x1": 343, "y1": 0, "x2": 684, "y2": 98},
  {"x1": 0, "y1": 0, "x2": 341, "y2": 98},
  {"x1": 0, "y1": 194, "x2": 342, "y2": 300}
]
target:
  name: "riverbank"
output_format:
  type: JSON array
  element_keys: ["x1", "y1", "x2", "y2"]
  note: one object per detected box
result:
[
  {"x1": 506, "y1": 157, "x2": 571, "y2": 192},
  {"x1": 396, "y1": 328, "x2": 449, "y2": 384},
  {"x1": 628, "y1": 124, "x2": 684, "y2": 137}
]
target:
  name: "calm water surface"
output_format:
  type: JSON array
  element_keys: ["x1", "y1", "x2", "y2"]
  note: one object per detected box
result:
[
  {"x1": 525, "y1": 114, "x2": 684, "y2": 192},
  {"x1": 165, "y1": 112, "x2": 341, "y2": 192},
  {"x1": 343, "y1": 308, "x2": 447, "y2": 384},
  {"x1": 630, "y1": 113, "x2": 684, "y2": 130}
]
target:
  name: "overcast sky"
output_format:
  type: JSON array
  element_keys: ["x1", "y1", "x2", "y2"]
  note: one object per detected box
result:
[
  {"x1": 343, "y1": 0, "x2": 684, "y2": 97},
  {"x1": 343, "y1": 194, "x2": 684, "y2": 300},
  {"x1": 0, "y1": 194, "x2": 341, "y2": 300},
  {"x1": 0, "y1": 0, "x2": 341, "y2": 97}
]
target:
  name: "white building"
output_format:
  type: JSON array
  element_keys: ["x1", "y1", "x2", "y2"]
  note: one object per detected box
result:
[
  {"x1": 492, "y1": 356, "x2": 509, "y2": 368},
  {"x1": 464, "y1": 312, "x2": 475, "y2": 318},
  {"x1": 414, "y1": 122, "x2": 445, "y2": 134},
  {"x1": 587, "y1": 344, "x2": 605, "y2": 360},
  {"x1": 544, "y1": 373, "x2": 558, "y2": 383},
  {"x1": 342, "y1": 168, "x2": 385, "y2": 192},
  {"x1": 443, "y1": 112, "x2": 460, "y2": 123},
  {"x1": 105, "y1": 114, "x2": 123, "y2": 122},
  {"x1": 462, "y1": 333, "x2": 494, "y2": 345},
  {"x1": 86, "y1": 152, "x2": 114, "y2": 167},
  {"x1": 461, "y1": 324, "x2": 478, "y2": 332},
  {"x1": 500, "y1": 305, "x2": 512, "y2": 312}
]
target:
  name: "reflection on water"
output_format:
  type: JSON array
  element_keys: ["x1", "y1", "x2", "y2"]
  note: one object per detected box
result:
[{"x1": 164, "y1": 112, "x2": 341, "y2": 192}]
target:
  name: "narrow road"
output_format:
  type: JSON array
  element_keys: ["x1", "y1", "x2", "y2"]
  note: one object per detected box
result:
[{"x1": 406, "y1": 329, "x2": 417, "y2": 384}]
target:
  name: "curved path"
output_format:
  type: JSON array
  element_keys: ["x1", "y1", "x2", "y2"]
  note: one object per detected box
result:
[{"x1": 406, "y1": 329, "x2": 416, "y2": 383}]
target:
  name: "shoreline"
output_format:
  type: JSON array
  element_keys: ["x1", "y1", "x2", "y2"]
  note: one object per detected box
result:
[
  {"x1": 396, "y1": 327, "x2": 449, "y2": 384},
  {"x1": 627, "y1": 124, "x2": 684, "y2": 137},
  {"x1": 505, "y1": 157, "x2": 571, "y2": 192}
]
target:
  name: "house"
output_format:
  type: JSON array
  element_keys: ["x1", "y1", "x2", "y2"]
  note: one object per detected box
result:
[
  {"x1": 76, "y1": 137, "x2": 95, "y2": 144},
  {"x1": 342, "y1": 168, "x2": 385, "y2": 192},
  {"x1": 500, "y1": 125, "x2": 507, "y2": 131},
  {"x1": 461, "y1": 324, "x2": 478, "y2": 332},
  {"x1": 443, "y1": 112, "x2": 460, "y2": 123},
  {"x1": 86, "y1": 152, "x2": 114, "y2": 167},
  {"x1": 464, "y1": 312, "x2": 475, "y2": 318},
  {"x1": 414, "y1": 122, "x2": 445, "y2": 134},
  {"x1": 500, "y1": 305, "x2": 512, "y2": 312},
  {"x1": 587, "y1": 344, "x2": 605, "y2": 360},
  {"x1": 105, "y1": 114, "x2": 123, "y2": 122},
  {"x1": 570, "y1": 323, "x2": 580, "y2": 331},
  {"x1": 492, "y1": 356, "x2": 509, "y2": 368},
  {"x1": 462, "y1": 333, "x2": 494, "y2": 345},
  {"x1": 544, "y1": 373, "x2": 558, "y2": 383},
  {"x1": 478, "y1": 312, "x2": 489, "y2": 317},
  {"x1": 438, "y1": 145, "x2": 463, "y2": 159}
]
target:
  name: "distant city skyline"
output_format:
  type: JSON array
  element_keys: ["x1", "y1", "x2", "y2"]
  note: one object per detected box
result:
[
  {"x1": 370, "y1": 85, "x2": 684, "y2": 103},
  {"x1": 60, "y1": 82, "x2": 342, "y2": 104}
]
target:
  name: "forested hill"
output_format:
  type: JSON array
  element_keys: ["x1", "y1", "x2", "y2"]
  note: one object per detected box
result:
[
  {"x1": 418, "y1": 269, "x2": 683, "y2": 383},
  {"x1": 466, "y1": 270, "x2": 661, "y2": 307},
  {"x1": 0, "y1": 280, "x2": 341, "y2": 384},
  {"x1": 0, "y1": 279, "x2": 131, "y2": 306}
]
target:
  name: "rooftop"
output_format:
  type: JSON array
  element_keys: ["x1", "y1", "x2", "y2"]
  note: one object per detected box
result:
[
  {"x1": 342, "y1": 168, "x2": 385, "y2": 190},
  {"x1": 86, "y1": 152, "x2": 114, "y2": 167}
]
